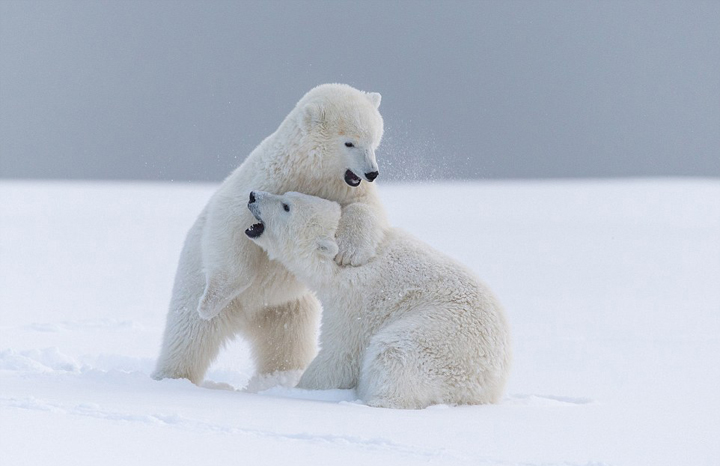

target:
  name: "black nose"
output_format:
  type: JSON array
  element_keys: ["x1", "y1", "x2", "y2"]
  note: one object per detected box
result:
[
  {"x1": 249, "y1": 191, "x2": 256, "y2": 203},
  {"x1": 365, "y1": 171, "x2": 379, "y2": 182}
]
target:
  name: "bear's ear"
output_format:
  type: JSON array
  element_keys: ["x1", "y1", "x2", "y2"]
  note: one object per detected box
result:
[
  {"x1": 366, "y1": 92, "x2": 381, "y2": 109},
  {"x1": 302, "y1": 103, "x2": 325, "y2": 132},
  {"x1": 316, "y1": 236, "x2": 338, "y2": 259}
]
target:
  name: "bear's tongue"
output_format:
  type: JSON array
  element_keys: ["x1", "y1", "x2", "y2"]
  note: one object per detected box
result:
[
  {"x1": 245, "y1": 222, "x2": 265, "y2": 238},
  {"x1": 344, "y1": 169, "x2": 361, "y2": 187}
]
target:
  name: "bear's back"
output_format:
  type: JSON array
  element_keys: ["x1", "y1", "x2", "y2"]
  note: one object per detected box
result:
[{"x1": 356, "y1": 228, "x2": 489, "y2": 310}]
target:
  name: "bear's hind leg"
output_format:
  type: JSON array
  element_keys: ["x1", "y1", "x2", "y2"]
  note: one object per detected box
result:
[
  {"x1": 242, "y1": 293, "x2": 320, "y2": 392},
  {"x1": 358, "y1": 310, "x2": 505, "y2": 408},
  {"x1": 356, "y1": 326, "x2": 444, "y2": 409}
]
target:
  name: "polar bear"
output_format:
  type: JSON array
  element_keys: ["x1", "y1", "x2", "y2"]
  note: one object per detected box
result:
[
  {"x1": 152, "y1": 84, "x2": 388, "y2": 388},
  {"x1": 245, "y1": 191, "x2": 512, "y2": 409}
]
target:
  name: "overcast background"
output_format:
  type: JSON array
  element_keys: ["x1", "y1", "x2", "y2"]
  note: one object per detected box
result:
[{"x1": 1, "y1": 0, "x2": 718, "y2": 182}]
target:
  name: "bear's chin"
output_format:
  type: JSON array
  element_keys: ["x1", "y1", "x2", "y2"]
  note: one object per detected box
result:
[
  {"x1": 245, "y1": 222, "x2": 265, "y2": 238},
  {"x1": 344, "y1": 169, "x2": 361, "y2": 187}
]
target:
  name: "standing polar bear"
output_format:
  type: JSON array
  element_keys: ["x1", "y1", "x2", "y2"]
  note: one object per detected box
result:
[
  {"x1": 153, "y1": 84, "x2": 388, "y2": 388},
  {"x1": 245, "y1": 191, "x2": 512, "y2": 409}
]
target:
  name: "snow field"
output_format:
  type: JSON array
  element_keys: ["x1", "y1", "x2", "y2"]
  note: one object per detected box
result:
[{"x1": 1, "y1": 179, "x2": 719, "y2": 465}]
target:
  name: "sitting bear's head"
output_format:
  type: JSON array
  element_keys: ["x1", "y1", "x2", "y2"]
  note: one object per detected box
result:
[
  {"x1": 245, "y1": 191, "x2": 340, "y2": 267},
  {"x1": 296, "y1": 84, "x2": 383, "y2": 188}
]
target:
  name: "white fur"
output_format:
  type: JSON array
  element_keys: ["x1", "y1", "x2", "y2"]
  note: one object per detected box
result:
[
  {"x1": 248, "y1": 192, "x2": 512, "y2": 409},
  {"x1": 152, "y1": 84, "x2": 388, "y2": 385}
]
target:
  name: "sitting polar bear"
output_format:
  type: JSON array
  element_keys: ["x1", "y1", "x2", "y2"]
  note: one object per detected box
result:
[
  {"x1": 152, "y1": 84, "x2": 388, "y2": 388},
  {"x1": 245, "y1": 191, "x2": 512, "y2": 409}
]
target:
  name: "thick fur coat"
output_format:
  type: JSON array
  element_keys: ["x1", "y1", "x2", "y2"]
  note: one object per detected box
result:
[
  {"x1": 153, "y1": 84, "x2": 388, "y2": 388},
  {"x1": 246, "y1": 191, "x2": 512, "y2": 409}
]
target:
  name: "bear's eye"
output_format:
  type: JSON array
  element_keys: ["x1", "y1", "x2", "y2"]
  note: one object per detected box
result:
[
  {"x1": 344, "y1": 142, "x2": 354, "y2": 148},
  {"x1": 282, "y1": 203, "x2": 290, "y2": 212}
]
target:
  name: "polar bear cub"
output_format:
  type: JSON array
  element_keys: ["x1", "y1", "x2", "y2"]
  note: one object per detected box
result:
[
  {"x1": 245, "y1": 191, "x2": 512, "y2": 409},
  {"x1": 152, "y1": 84, "x2": 388, "y2": 387}
]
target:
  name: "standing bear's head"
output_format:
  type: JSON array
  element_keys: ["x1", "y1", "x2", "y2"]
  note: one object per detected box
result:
[
  {"x1": 245, "y1": 190, "x2": 341, "y2": 271},
  {"x1": 294, "y1": 83, "x2": 383, "y2": 188}
]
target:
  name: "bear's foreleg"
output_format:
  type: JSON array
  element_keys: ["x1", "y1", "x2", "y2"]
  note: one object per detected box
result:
[
  {"x1": 197, "y1": 271, "x2": 250, "y2": 321},
  {"x1": 152, "y1": 304, "x2": 240, "y2": 385},
  {"x1": 295, "y1": 310, "x2": 366, "y2": 390},
  {"x1": 153, "y1": 217, "x2": 244, "y2": 384},
  {"x1": 334, "y1": 202, "x2": 387, "y2": 266},
  {"x1": 295, "y1": 350, "x2": 360, "y2": 390}
]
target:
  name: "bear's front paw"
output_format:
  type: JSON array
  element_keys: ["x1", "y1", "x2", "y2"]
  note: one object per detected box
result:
[
  {"x1": 334, "y1": 242, "x2": 375, "y2": 267},
  {"x1": 196, "y1": 293, "x2": 220, "y2": 321}
]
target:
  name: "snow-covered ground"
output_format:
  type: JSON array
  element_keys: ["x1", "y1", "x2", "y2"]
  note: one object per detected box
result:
[{"x1": 1, "y1": 179, "x2": 718, "y2": 466}]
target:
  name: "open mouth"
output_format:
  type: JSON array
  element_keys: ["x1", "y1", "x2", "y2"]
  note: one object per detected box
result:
[
  {"x1": 344, "y1": 169, "x2": 361, "y2": 187},
  {"x1": 245, "y1": 222, "x2": 265, "y2": 238},
  {"x1": 246, "y1": 195, "x2": 265, "y2": 238}
]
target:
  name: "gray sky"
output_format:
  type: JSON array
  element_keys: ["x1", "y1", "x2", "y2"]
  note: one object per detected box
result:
[{"x1": 1, "y1": 0, "x2": 718, "y2": 182}]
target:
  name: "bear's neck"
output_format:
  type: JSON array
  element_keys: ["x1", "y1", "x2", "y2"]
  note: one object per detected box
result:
[{"x1": 281, "y1": 254, "x2": 338, "y2": 292}]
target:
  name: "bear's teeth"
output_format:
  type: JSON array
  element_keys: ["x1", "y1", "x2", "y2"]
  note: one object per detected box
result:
[{"x1": 245, "y1": 222, "x2": 265, "y2": 238}]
